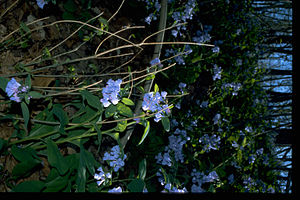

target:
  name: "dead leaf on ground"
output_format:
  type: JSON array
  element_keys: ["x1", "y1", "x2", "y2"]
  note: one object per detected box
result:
[
  {"x1": 32, "y1": 76, "x2": 55, "y2": 88},
  {"x1": 0, "y1": 51, "x2": 21, "y2": 75}
]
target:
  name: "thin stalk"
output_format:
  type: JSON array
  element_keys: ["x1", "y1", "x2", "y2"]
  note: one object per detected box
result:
[{"x1": 120, "y1": 0, "x2": 168, "y2": 149}]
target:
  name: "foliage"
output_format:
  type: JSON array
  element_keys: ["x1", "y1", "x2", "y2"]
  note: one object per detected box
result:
[{"x1": 0, "y1": 0, "x2": 286, "y2": 193}]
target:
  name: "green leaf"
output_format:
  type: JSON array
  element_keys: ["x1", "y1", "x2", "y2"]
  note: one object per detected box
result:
[
  {"x1": 29, "y1": 124, "x2": 58, "y2": 137},
  {"x1": 117, "y1": 103, "x2": 133, "y2": 117},
  {"x1": 12, "y1": 159, "x2": 41, "y2": 178},
  {"x1": 82, "y1": 148, "x2": 98, "y2": 176},
  {"x1": 21, "y1": 102, "x2": 30, "y2": 129},
  {"x1": 46, "y1": 139, "x2": 69, "y2": 175},
  {"x1": 192, "y1": 55, "x2": 203, "y2": 63},
  {"x1": 24, "y1": 94, "x2": 30, "y2": 104},
  {"x1": 65, "y1": 153, "x2": 80, "y2": 172},
  {"x1": 237, "y1": 150, "x2": 242, "y2": 162},
  {"x1": 25, "y1": 75, "x2": 31, "y2": 89},
  {"x1": 138, "y1": 120, "x2": 150, "y2": 146},
  {"x1": 64, "y1": 0, "x2": 77, "y2": 12},
  {"x1": 76, "y1": 163, "x2": 86, "y2": 192},
  {"x1": 80, "y1": 90, "x2": 102, "y2": 110},
  {"x1": 20, "y1": 22, "x2": 30, "y2": 34},
  {"x1": 160, "y1": 71, "x2": 169, "y2": 79},
  {"x1": 76, "y1": 142, "x2": 99, "y2": 192},
  {"x1": 52, "y1": 104, "x2": 69, "y2": 134},
  {"x1": 105, "y1": 104, "x2": 117, "y2": 118},
  {"x1": 46, "y1": 168, "x2": 60, "y2": 183},
  {"x1": 103, "y1": 132, "x2": 119, "y2": 141},
  {"x1": 216, "y1": 167, "x2": 226, "y2": 179},
  {"x1": 161, "y1": 117, "x2": 170, "y2": 132},
  {"x1": 115, "y1": 120, "x2": 127, "y2": 132},
  {"x1": 94, "y1": 123, "x2": 102, "y2": 152},
  {"x1": 76, "y1": 144, "x2": 87, "y2": 192},
  {"x1": 242, "y1": 137, "x2": 247, "y2": 147},
  {"x1": 145, "y1": 74, "x2": 155, "y2": 80},
  {"x1": 138, "y1": 159, "x2": 147, "y2": 180},
  {"x1": 98, "y1": 17, "x2": 108, "y2": 27},
  {"x1": 154, "y1": 84, "x2": 159, "y2": 93},
  {"x1": 62, "y1": 11, "x2": 75, "y2": 20},
  {"x1": 43, "y1": 47, "x2": 51, "y2": 58},
  {"x1": 12, "y1": 181, "x2": 45, "y2": 192},
  {"x1": 72, "y1": 105, "x2": 97, "y2": 123},
  {"x1": 44, "y1": 175, "x2": 69, "y2": 192},
  {"x1": 11, "y1": 145, "x2": 35, "y2": 163},
  {"x1": 0, "y1": 138, "x2": 7, "y2": 152},
  {"x1": 0, "y1": 76, "x2": 9, "y2": 92},
  {"x1": 121, "y1": 98, "x2": 135, "y2": 106},
  {"x1": 28, "y1": 91, "x2": 43, "y2": 99},
  {"x1": 127, "y1": 179, "x2": 145, "y2": 192}
]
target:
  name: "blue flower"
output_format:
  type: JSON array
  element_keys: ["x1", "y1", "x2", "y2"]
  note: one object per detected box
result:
[
  {"x1": 212, "y1": 46, "x2": 220, "y2": 53},
  {"x1": 100, "y1": 79, "x2": 122, "y2": 107},
  {"x1": 222, "y1": 82, "x2": 242, "y2": 96},
  {"x1": 248, "y1": 155, "x2": 256, "y2": 164},
  {"x1": 213, "y1": 113, "x2": 221, "y2": 125},
  {"x1": 108, "y1": 186, "x2": 122, "y2": 193},
  {"x1": 203, "y1": 171, "x2": 219, "y2": 182},
  {"x1": 142, "y1": 91, "x2": 170, "y2": 122},
  {"x1": 94, "y1": 166, "x2": 112, "y2": 186},
  {"x1": 228, "y1": 174, "x2": 234, "y2": 184},
  {"x1": 171, "y1": 30, "x2": 178, "y2": 38},
  {"x1": 162, "y1": 183, "x2": 187, "y2": 193},
  {"x1": 256, "y1": 148, "x2": 264, "y2": 155},
  {"x1": 5, "y1": 78, "x2": 29, "y2": 103},
  {"x1": 212, "y1": 64, "x2": 222, "y2": 81},
  {"x1": 200, "y1": 101, "x2": 208, "y2": 108},
  {"x1": 155, "y1": 152, "x2": 172, "y2": 167},
  {"x1": 150, "y1": 58, "x2": 161, "y2": 66},
  {"x1": 192, "y1": 30, "x2": 211, "y2": 44},
  {"x1": 199, "y1": 134, "x2": 221, "y2": 152},
  {"x1": 36, "y1": 0, "x2": 48, "y2": 9},
  {"x1": 103, "y1": 145, "x2": 126, "y2": 172}
]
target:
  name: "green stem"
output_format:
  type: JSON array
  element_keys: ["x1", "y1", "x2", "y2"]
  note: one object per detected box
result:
[{"x1": 7, "y1": 111, "x2": 100, "y2": 146}]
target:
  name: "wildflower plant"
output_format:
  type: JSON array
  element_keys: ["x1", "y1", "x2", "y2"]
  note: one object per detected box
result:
[{"x1": 0, "y1": 0, "x2": 285, "y2": 194}]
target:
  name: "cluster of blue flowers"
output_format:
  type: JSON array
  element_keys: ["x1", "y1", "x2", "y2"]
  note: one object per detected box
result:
[
  {"x1": 155, "y1": 128, "x2": 190, "y2": 166},
  {"x1": 192, "y1": 26, "x2": 212, "y2": 44},
  {"x1": 173, "y1": 82, "x2": 187, "y2": 95},
  {"x1": 5, "y1": 78, "x2": 29, "y2": 103},
  {"x1": 221, "y1": 82, "x2": 242, "y2": 96},
  {"x1": 156, "y1": 169, "x2": 187, "y2": 193},
  {"x1": 103, "y1": 145, "x2": 127, "y2": 172},
  {"x1": 191, "y1": 169, "x2": 219, "y2": 192},
  {"x1": 212, "y1": 64, "x2": 222, "y2": 81},
  {"x1": 198, "y1": 134, "x2": 221, "y2": 153},
  {"x1": 171, "y1": 0, "x2": 197, "y2": 37},
  {"x1": 173, "y1": 82, "x2": 187, "y2": 109},
  {"x1": 162, "y1": 183, "x2": 187, "y2": 193},
  {"x1": 142, "y1": 91, "x2": 170, "y2": 122},
  {"x1": 138, "y1": 0, "x2": 161, "y2": 24},
  {"x1": 100, "y1": 79, "x2": 122, "y2": 107},
  {"x1": 248, "y1": 147, "x2": 264, "y2": 164},
  {"x1": 243, "y1": 176, "x2": 257, "y2": 192},
  {"x1": 164, "y1": 45, "x2": 192, "y2": 65},
  {"x1": 94, "y1": 166, "x2": 112, "y2": 186}
]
